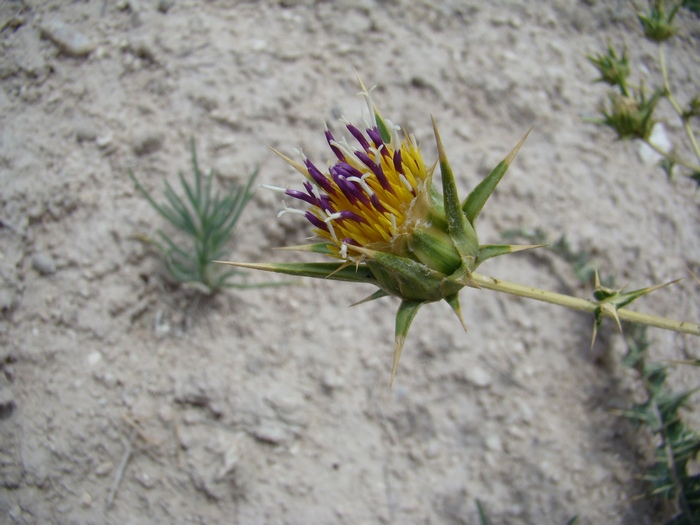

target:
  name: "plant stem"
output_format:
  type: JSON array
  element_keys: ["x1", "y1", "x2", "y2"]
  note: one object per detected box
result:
[
  {"x1": 659, "y1": 43, "x2": 700, "y2": 167},
  {"x1": 471, "y1": 273, "x2": 700, "y2": 336},
  {"x1": 643, "y1": 137, "x2": 700, "y2": 173}
]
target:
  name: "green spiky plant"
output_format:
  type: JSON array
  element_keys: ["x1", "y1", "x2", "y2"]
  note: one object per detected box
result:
[
  {"x1": 587, "y1": 0, "x2": 700, "y2": 183},
  {"x1": 129, "y1": 138, "x2": 259, "y2": 294},
  {"x1": 586, "y1": 4, "x2": 700, "y2": 522},
  {"x1": 475, "y1": 499, "x2": 578, "y2": 525},
  {"x1": 503, "y1": 226, "x2": 700, "y2": 523},
  {"x1": 623, "y1": 324, "x2": 700, "y2": 525}
]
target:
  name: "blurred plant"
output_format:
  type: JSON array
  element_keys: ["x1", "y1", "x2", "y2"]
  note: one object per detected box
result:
[
  {"x1": 130, "y1": 138, "x2": 258, "y2": 294},
  {"x1": 505, "y1": 226, "x2": 700, "y2": 522},
  {"x1": 587, "y1": 0, "x2": 700, "y2": 183},
  {"x1": 622, "y1": 324, "x2": 700, "y2": 525},
  {"x1": 476, "y1": 499, "x2": 578, "y2": 524},
  {"x1": 218, "y1": 75, "x2": 700, "y2": 384},
  {"x1": 501, "y1": 227, "x2": 602, "y2": 286}
]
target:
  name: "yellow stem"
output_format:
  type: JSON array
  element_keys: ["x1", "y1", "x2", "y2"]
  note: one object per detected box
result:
[
  {"x1": 659, "y1": 44, "x2": 700, "y2": 166},
  {"x1": 471, "y1": 273, "x2": 700, "y2": 336},
  {"x1": 643, "y1": 138, "x2": 700, "y2": 173}
]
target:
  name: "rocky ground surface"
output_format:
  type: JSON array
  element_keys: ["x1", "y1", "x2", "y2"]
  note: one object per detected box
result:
[{"x1": 1, "y1": 1, "x2": 699, "y2": 524}]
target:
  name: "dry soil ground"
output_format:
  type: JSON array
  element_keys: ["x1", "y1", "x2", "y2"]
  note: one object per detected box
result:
[{"x1": 1, "y1": 1, "x2": 700, "y2": 524}]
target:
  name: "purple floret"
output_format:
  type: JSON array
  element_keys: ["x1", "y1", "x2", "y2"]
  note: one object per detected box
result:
[
  {"x1": 305, "y1": 211, "x2": 328, "y2": 231},
  {"x1": 325, "y1": 129, "x2": 345, "y2": 161},
  {"x1": 346, "y1": 124, "x2": 371, "y2": 151},
  {"x1": 305, "y1": 159, "x2": 335, "y2": 195},
  {"x1": 355, "y1": 151, "x2": 392, "y2": 192}
]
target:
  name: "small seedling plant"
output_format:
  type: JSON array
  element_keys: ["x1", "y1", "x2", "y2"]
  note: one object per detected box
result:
[{"x1": 130, "y1": 138, "x2": 258, "y2": 294}]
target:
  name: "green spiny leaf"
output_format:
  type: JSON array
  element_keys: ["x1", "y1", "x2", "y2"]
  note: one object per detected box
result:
[
  {"x1": 215, "y1": 260, "x2": 377, "y2": 285},
  {"x1": 432, "y1": 117, "x2": 479, "y2": 264},
  {"x1": 463, "y1": 129, "x2": 531, "y2": 224},
  {"x1": 475, "y1": 243, "x2": 545, "y2": 268},
  {"x1": 391, "y1": 300, "x2": 425, "y2": 385}
]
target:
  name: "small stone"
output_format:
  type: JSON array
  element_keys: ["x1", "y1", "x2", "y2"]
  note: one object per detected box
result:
[
  {"x1": 265, "y1": 389, "x2": 308, "y2": 427},
  {"x1": 157, "y1": 404, "x2": 173, "y2": 423},
  {"x1": 251, "y1": 421, "x2": 291, "y2": 445},
  {"x1": 0, "y1": 289, "x2": 15, "y2": 312},
  {"x1": 464, "y1": 366, "x2": 491, "y2": 388},
  {"x1": 87, "y1": 351, "x2": 102, "y2": 367},
  {"x1": 96, "y1": 133, "x2": 113, "y2": 148},
  {"x1": 157, "y1": 0, "x2": 175, "y2": 13},
  {"x1": 0, "y1": 388, "x2": 16, "y2": 420},
  {"x1": 94, "y1": 461, "x2": 113, "y2": 477},
  {"x1": 639, "y1": 123, "x2": 671, "y2": 165},
  {"x1": 485, "y1": 434, "x2": 502, "y2": 452},
  {"x1": 132, "y1": 130, "x2": 163, "y2": 156},
  {"x1": 32, "y1": 252, "x2": 56, "y2": 275},
  {"x1": 134, "y1": 471, "x2": 156, "y2": 489},
  {"x1": 424, "y1": 439, "x2": 440, "y2": 459},
  {"x1": 321, "y1": 370, "x2": 344, "y2": 393},
  {"x1": 40, "y1": 19, "x2": 95, "y2": 57},
  {"x1": 75, "y1": 124, "x2": 97, "y2": 143},
  {"x1": 80, "y1": 491, "x2": 92, "y2": 508}
]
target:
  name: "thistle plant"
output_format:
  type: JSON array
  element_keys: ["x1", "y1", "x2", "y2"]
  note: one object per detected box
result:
[
  {"x1": 130, "y1": 138, "x2": 258, "y2": 294},
  {"x1": 622, "y1": 324, "x2": 700, "y2": 524},
  {"x1": 218, "y1": 76, "x2": 700, "y2": 384},
  {"x1": 587, "y1": 0, "x2": 700, "y2": 182}
]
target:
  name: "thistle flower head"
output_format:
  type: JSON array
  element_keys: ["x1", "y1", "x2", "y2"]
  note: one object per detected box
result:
[
  {"x1": 637, "y1": 0, "x2": 680, "y2": 43},
  {"x1": 272, "y1": 87, "x2": 431, "y2": 264},
  {"x1": 597, "y1": 87, "x2": 663, "y2": 141},
  {"x1": 587, "y1": 44, "x2": 630, "y2": 89},
  {"x1": 221, "y1": 76, "x2": 537, "y2": 384}
]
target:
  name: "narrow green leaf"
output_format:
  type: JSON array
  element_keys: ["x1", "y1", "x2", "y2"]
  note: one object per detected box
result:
[
  {"x1": 190, "y1": 137, "x2": 203, "y2": 209},
  {"x1": 375, "y1": 111, "x2": 392, "y2": 144},
  {"x1": 475, "y1": 243, "x2": 545, "y2": 268},
  {"x1": 444, "y1": 293, "x2": 468, "y2": 333},
  {"x1": 178, "y1": 169, "x2": 200, "y2": 218},
  {"x1": 623, "y1": 280, "x2": 680, "y2": 309},
  {"x1": 432, "y1": 117, "x2": 479, "y2": 261},
  {"x1": 214, "y1": 260, "x2": 378, "y2": 284},
  {"x1": 391, "y1": 300, "x2": 425, "y2": 385},
  {"x1": 129, "y1": 170, "x2": 183, "y2": 227},
  {"x1": 463, "y1": 130, "x2": 531, "y2": 224},
  {"x1": 163, "y1": 180, "x2": 196, "y2": 233},
  {"x1": 351, "y1": 289, "x2": 389, "y2": 306},
  {"x1": 476, "y1": 500, "x2": 491, "y2": 525}
]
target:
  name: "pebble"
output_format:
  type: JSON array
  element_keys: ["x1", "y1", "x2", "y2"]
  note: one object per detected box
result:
[
  {"x1": 80, "y1": 491, "x2": 92, "y2": 508},
  {"x1": 75, "y1": 124, "x2": 97, "y2": 143},
  {"x1": 95, "y1": 133, "x2": 113, "y2": 149},
  {"x1": 131, "y1": 130, "x2": 163, "y2": 156},
  {"x1": 94, "y1": 461, "x2": 113, "y2": 477},
  {"x1": 87, "y1": 351, "x2": 102, "y2": 367},
  {"x1": 40, "y1": 19, "x2": 95, "y2": 57},
  {"x1": 321, "y1": 370, "x2": 344, "y2": 393},
  {"x1": 157, "y1": 0, "x2": 175, "y2": 13},
  {"x1": 0, "y1": 388, "x2": 16, "y2": 419},
  {"x1": 251, "y1": 421, "x2": 291, "y2": 445},
  {"x1": 265, "y1": 389, "x2": 308, "y2": 427},
  {"x1": 0, "y1": 289, "x2": 15, "y2": 311},
  {"x1": 463, "y1": 365, "x2": 492, "y2": 388},
  {"x1": 32, "y1": 252, "x2": 56, "y2": 275}
]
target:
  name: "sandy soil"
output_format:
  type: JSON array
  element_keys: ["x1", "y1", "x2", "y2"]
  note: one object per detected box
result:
[{"x1": 1, "y1": 1, "x2": 700, "y2": 524}]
